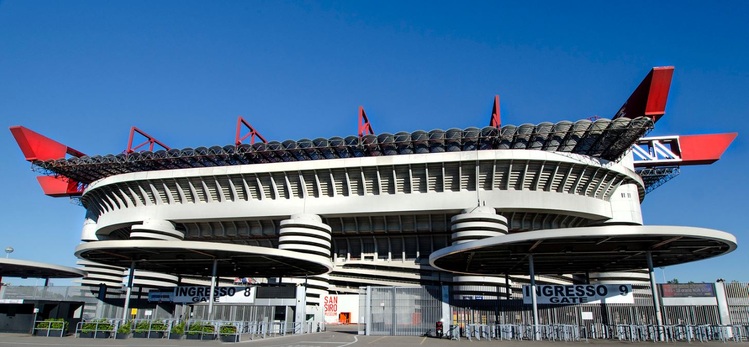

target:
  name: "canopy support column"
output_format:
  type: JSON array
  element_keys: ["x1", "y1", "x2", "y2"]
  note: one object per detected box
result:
[
  {"x1": 121, "y1": 261, "x2": 135, "y2": 321},
  {"x1": 646, "y1": 251, "x2": 664, "y2": 341},
  {"x1": 529, "y1": 254, "x2": 540, "y2": 341},
  {"x1": 207, "y1": 259, "x2": 218, "y2": 319}
]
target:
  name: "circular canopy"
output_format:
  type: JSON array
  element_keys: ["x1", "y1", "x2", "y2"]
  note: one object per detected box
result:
[
  {"x1": 430, "y1": 225, "x2": 737, "y2": 275},
  {"x1": 75, "y1": 240, "x2": 332, "y2": 277},
  {"x1": 0, "y1": 258, "x2": 86, "y2": 279}
]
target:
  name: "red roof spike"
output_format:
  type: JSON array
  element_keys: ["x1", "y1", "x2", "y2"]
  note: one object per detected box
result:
[
  {"x1": 8, "y1": 126, "x2": 87, "y2": 197},
  {"x1": 9, "y1": 126, "x2": 86, "y2": 161},
  {"x1": 613, "y1": 66, "x2": 674, "y2": 123},
  {"x1": 489, "y1": 95, "x2": 501, "y2": 128},
  {"x1": 358, "y1": 106, "x2": 375, "y2": 137},
  {"x1": 235, "y1": 116, "x2": 268, "y2": 146},
  {"x1": 126, "y1": 126, "x2": 170, "y2": 154}
]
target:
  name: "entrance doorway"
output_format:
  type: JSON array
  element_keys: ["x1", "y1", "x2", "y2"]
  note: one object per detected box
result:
[{"x1": 339, "y1": 312, "x2": 350, "y2": 324}]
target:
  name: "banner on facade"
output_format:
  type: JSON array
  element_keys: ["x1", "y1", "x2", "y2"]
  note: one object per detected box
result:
[
  {"x1": 148, "y1": 286, "x2": 255, "y2": 304},
  {"x1": 323, "y1": 295, "x2": 338, "y2": 317},
  {"x1": 522, "y1": 284, "x2": 633, "y2": 304},
  {"x1": 660, "y1": 283, "x2": 715, "y2": 297}
]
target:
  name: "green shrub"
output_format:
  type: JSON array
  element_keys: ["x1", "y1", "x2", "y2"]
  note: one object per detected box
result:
[
  {"x1": 81, "y1": 319, "x2": 112, "y2": 332},
  {"x1": 170, "y1": 321, "x2": 185, "y2": 335},
  {"x1": 202, "y1": 323, "x2": 216, "y2": 334},
  {"x1": 219, "y1": 324, "x2": 237, "y2": 335},
  {"x1": 134, "y1": 320, "x2": 150, "y2": 333},
  {"x1": 36, "y1": 318, "x2": 68, "y2": 330},
  {"x1": 150, "y1": 320, "x2": 167, "y2": 331},
  {"x1": 186, "y1": 321, "x2": 212, "y2": 335},
  {"x1": 117, "y1": 321, "x2": 131, "y2": 334}
]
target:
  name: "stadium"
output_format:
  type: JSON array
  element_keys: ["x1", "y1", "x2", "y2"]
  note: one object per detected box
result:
[{"x1": 7, "y1": 66, "x2": 744, "y2": 339}]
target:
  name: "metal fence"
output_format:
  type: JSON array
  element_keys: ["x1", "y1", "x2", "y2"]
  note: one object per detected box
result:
[
  {"x1": 360, "y1": 286, "x2": 442, "y2": 336},
  {"x1": 726, "y1": 282, "x2": 749, "y2": 324},
  {"x1": 358, "y1": 283, "x2": 749, "y2": 341}
]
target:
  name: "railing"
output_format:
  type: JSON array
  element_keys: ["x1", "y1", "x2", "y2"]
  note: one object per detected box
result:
[
  {"x1": 447, "y1": 324, "x2": 460, "y2": 340},
  {"x1": 32, "y1": 320, "x2": 68, "y2": 337},
  {"x1": 592, "y1": 324, "x2": 744, "y2": 342},
  {"x1": 292, "y1": 321, "x2": 325, "y2": 334},
  {"x1": 438, "y1": 323, "x2": 749, "y2": 342},
  {"x1": 129, "y1": 319, "x2": 171, "y2": 338},
  {"x1": 54, "y1": 318, "x2": 326, "y2": 340},
  {"x1": 75, "y1": 319, "x2": 116, "y2": 338},
  {"x1": 489, "y1": 324, "x2": 582, "y2": 341}
]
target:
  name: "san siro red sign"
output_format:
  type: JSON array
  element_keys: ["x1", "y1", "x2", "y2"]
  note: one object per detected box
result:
[{"x1": 323, "y1": 295, "x2": 338, "y2": 317}]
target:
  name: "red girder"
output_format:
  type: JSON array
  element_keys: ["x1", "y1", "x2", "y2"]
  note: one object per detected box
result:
[
  {"x1": 679, "y1": 133, "x2": 737, "y2": 165},
  {"x1": 633, "y1": 133, "x2": 737, "y2": 167},
  {"x1": 613, "y1": 66, "x2": 674, "y2": 123},
  {"x1": 37, "y1": 176, "x2": 85, "y2": 197},
  {"x1": 126, "y1": 127, "x2": 170, "y2": 153},
  {"x1": 489, "y1": 95, "x2": 501, "y2": 128},
  {"x1": 358, "y1": 106, "x2": 375, "y2": 137},
  {"x1": 235, "y1": 116, "x2": 268, "y2": 145}
]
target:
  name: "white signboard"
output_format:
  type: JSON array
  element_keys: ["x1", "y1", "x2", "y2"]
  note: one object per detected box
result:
[
  {"x1": 522, "y1": 284, "x2": 633, "y2": 304},
  {"x1": 149, "y1": 286, "x2": 255, "y2": 304},
  {"x1": 322, "y1": 294, "x2": 360, "y2": 324}
]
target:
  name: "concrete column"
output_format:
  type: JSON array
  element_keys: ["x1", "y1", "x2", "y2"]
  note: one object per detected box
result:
[
  {"x1": 295, "y1": 285, "x2": 307, "y2": 333},
  {"x1": 441, "y1": 284, "x2": 451, "y2": 330},
  {"x1": 714, "y1": 281, "x2": 733, "y2": 338},
  {"x1": 365, "y1": 286, "x2": 372, "y2": 336},
  {"x1": 646, "y1": 252, "x2": 664, "y2": 341},
  {"x1": 207, "y1": 259, "x2": 218, "y2": 319},
  {"x1": 529, "y1": 254, "x2": 540, "y2": 341},
  {"x1": 121, "y1": 261, "x2": 136, "y2": 321}
]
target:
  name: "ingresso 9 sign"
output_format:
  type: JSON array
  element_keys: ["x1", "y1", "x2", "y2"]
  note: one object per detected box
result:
[{"x1": 522, "y1": 284, "x2": 633, "y2": 304}]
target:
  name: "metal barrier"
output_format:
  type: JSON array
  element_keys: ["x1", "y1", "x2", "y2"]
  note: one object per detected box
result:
[
  {"x1": 732, "y1": 325, "x2": 749, "y2": 342},
  {"x1": 33, "y1": 319, "x2": 68, "y2": 337},
  {"x1": 465, "y1": 324, "x2": 490, "y2": 341},
  {"x1": 75, "y1": 319, "x2": 116, "y2": 338},
  {"x1": 33, "y1": 317, "x2": 326, "y2": 340},
  {"x1": 447, "y1": 324, "x2": 460, "y2": 340},
  {"x1": 464, "y1": 324, "x2": 583, "y2": 341},
  {"x1": 595, "y1": 324, "x2": 747, "y2": 343}
]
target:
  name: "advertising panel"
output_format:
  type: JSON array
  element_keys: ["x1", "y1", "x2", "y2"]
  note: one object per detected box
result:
[
  {"x1": 322, "y1": 294, "x2": 360, "y2": 324},
  {"x1": 522, "y1": 284, "x2": 633, "y2": 304},
  {"x1": 660, "y1": 283, "x2": 715, "y2": 297},
  {"x1": 324, "y1": 295, "x2": 338, "y2": 317}
]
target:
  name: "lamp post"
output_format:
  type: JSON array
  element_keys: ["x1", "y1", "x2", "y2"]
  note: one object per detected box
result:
[{"x1": 4, "y1": 247, "x2": 13, "y2": 258}]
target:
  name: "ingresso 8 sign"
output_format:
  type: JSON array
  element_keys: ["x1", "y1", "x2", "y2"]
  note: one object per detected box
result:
[
  {"x1": 522, "y1": 284, "x2": 633, "y2": 304},
  {"x1": 148, "y1": 286, "x2": 256, "y2": 304}
]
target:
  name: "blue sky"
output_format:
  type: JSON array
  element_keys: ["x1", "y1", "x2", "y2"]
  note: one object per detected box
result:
[{"x1": 1, "y1": 0, "x2": 747, "y2": 285}]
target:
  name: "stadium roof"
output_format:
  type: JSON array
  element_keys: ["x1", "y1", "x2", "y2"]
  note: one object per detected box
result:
[
  {"x1": 74, "y1": 240, "x2": 332, "y2": 277},
  {"x1": 430, "y1": 225, "x2": 737, "y2": 275},
  {"x1": 0, "y1": 258, "x2": 86, "y2": 279},
  {"x1": 29, "y1": 116, "x2": 653, "y2": 186}
]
